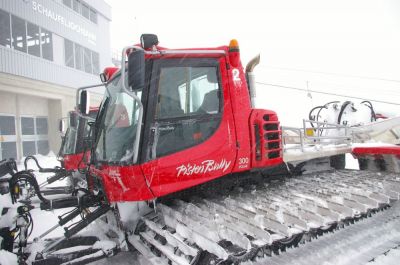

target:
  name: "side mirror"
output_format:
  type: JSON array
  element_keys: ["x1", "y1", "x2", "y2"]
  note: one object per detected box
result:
[
  {"x1": 128, "y1": 49, "x2": 145, "y2": 91},
  {"x1": 99, "y1": 73, "x2": 107, "y2": 83},
  {"x1": 140, "y1": 34, "x2": 159, "y2": 49},
  {"x1": 79, "y1": 90, "x2": 90, "y2": 115},
  {"x1": 69, "y1": 112, "x2": 78, "y2": 128},
  {"x1": 58, "y1": 119, "x2": 65, "y2": 133}
]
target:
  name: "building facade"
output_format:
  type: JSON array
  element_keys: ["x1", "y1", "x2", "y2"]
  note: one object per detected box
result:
[{"x1": 0, "y1": 0, "x2": 111, "y2": 160}]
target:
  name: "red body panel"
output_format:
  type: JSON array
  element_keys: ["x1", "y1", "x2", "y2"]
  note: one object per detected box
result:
[
  {"x1": 352, "y1": 146, "x2": 400, "y2": 158},
  {"x1": 91, "y1": 45, "x2": 284, "y2": 203},
  {"x1": 226, "y1": 55, "x2": 252, "y2": 173},
  {"x1": 249, "y1": 109, "x2": 283, "y2": 168},
  {"x1": 63, "y1": 152, "x2": 90, "y2": 171},
  {"x1": 91, "y1": 165, "x2": 154, "y2": 201}
]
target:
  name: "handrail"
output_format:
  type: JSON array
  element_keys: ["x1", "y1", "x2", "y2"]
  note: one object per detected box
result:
[
  {"x1": 120, "y1": 46, "x2": 144, "y2": 164},
  {"x1": 282, "y1": 119, "x2": 353, "y2": 153}
]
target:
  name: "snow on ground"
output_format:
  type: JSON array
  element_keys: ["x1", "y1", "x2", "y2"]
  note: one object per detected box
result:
[
  {"x1": 369, "y1": 247, "x2": 400, "y2": 265},
  {"x1": 0, "y1": 154, "x2": 84, "y2": 265},
  {"x1": 0, "y1": 249, "x2": 18, "y2": 265},
  {"x1": 12, "y1": 153, "x2": 76, "y2": 240},
  {"x1": 346, "y1": 153, "x2": 359, "y2": 170}
]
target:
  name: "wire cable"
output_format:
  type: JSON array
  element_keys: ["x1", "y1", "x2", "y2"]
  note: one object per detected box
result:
[{"x1": 256, "y1": 82, "x2": 400, "y2": 106}]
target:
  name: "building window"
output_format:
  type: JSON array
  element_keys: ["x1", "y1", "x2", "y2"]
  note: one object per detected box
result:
[
  {"x1": 81, "y1": 3, "x2": 90, "y2": 19},
  {"x1": 0, "y1": 116, "x2": 16, "y2": 135},
  {"x1": 92, "y1": 51, "x2": 99, "y2": 74},
  {"x1": 84, "y1": 47, "x2": 92, "y2": 73},
  {"x1": 0, "y1": 9, "x2": 11, "y2": 48},
  {"x1": 22, "y1": 141, "x2": 36, "y2": 157},
  {"x1": 90, "y1": 9, "x2": 97, "y2": 24},
  {"x1": 36, "y1": 117, "x2": 48, "y2": 135},
  {"x1": 63, "y1": 0, "x2": 72, "y2": 8},
  {"x1": 11, "y1": 15, "x2": 27, "y2": 53},
  {"x1": 20, "y1": 116, "x2": 49, "y2": 157},
  {"x1": 1, "y1": 10, "x2": 53, "y2": 61},
  {"x1": 37, "y1": 140, "x2": 49, "y2": 155},
  {"x1": 1, "y1": 142, "x2": 17, "y2": 160},
  {"x1": 21, "y1": 117, "x2": 35, "y2": 135},
  {"x1": 40, "y1": 28, "x2": 53, "y2": 61},
  {"x1": 74, "y1": 43, "x2": 83, "y2": 70},
  {"x1": 64, "y1": 39, "x2": 74, "y2": 67},
  {"x1": 63, "y1": 0, "x2": 97, "y2": 24},
  {"x1": 64, "y1": 39, "x2": 99, "y2": 75},
  {"x1": 0, "y1": 115, "x2": 17, "y2": 160},
  {"x1": 72, "y1": 0, "x2": 80, "y2": 13},
  {"x1": 27, "y1": 22, "x2": 40, "y2": 57}
]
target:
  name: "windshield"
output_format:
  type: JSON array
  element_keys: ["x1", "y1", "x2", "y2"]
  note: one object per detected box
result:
[
  {"x1": 63, "y1": 127, "x2": 77, "y2": 155},
  {"x1": 75, "y1": 111, "x2": 97, "y2": 154},
  {"x1": 95, "y1": 73, "x2": 142, "y2": 163}
]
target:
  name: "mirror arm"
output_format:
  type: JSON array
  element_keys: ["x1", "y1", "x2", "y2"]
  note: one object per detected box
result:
[
  {"x1": 120, "y1": 45, "x2": 145, "y2": 164},
  {"x1": 75, "y1": 84, "x2": 105, "y2": 119}
]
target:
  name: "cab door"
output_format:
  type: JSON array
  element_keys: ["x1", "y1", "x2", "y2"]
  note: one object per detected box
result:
[{"x1": 140, "y1": 56, "x2": 237, "y2": 197}]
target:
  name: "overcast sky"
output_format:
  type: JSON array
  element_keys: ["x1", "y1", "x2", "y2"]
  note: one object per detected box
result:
[{"x1": 105, "y1": 0, "x2": 400, "y2": 125}]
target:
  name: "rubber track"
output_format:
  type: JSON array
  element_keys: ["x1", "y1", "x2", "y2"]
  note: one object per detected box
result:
[{"x1": 129, "y1": 170, "x2": 400, "y2": 264}]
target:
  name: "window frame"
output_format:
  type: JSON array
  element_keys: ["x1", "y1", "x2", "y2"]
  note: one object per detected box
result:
[{"x1": 143, "y1": 57, "x2": 224, "y2": 161}]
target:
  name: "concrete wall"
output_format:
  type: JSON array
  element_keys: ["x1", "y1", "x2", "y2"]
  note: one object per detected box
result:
[
  {"x1": 0, "y1": 91, "x2": 17, "y2": 114},
  {"x1": 0, "y1": 72, "x2": 103, "y2": 159}
]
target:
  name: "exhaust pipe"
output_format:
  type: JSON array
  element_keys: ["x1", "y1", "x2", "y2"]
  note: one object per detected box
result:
[{"x1": 245, "y1": 54, "x2": 260, "y2": 108}]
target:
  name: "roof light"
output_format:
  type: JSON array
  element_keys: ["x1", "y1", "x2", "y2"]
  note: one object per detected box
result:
[
  {"x1": 229, "y1": 39, "x2": 240, "y2": 68},
  {"x1": 229, "y1": 39, "x2": 239, "y2": 52}
]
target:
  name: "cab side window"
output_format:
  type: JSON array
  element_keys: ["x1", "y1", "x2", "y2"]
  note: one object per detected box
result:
[
  {"x1": 156, "y1": 66, "x2": 220, "y2": 119},
  {"x1": 149, "y1": 62, "x2": 222, "y2": 159}
]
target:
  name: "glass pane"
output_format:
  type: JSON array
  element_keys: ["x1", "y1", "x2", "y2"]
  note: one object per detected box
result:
[
  {"x1": 84, "y1": 47, "x2": 92, "y2": 73},
  {"x1": 11, "y1": 15, "x2": 26, "y2": 53},
  {"x1": 73, "y1": 0, "x2": 80, "y2": 13},
  {"x1": 27, "y1": 22, "x2": 40, "y2": 57},
  {"x1": 74, "y1": 43, "x2": 83, "y2": 70},
  {"x1": 155, "y1": 119, "x2": 220, "y2": 158},
  {"x1": 1, "y1": 142, "x2": 17, "y2": 159},
  {"x1": 64, "y1": 38, "x2": 74, "y2": 67},
  {"x1": 0, "y1": 116, "x2": 15, "y2": 135},
  {"x1": 40, "y1": 28, "x2": 53, "y2": 61},
  {"x1": 89, "y1": 9, "x2": 97, "y2": 23},
  {"x1": 156, "y1": 67, "x2": 220, "y2": 119},
  {"x1": 23, "y1": 141, "x2": 36, "y2": 157},
  {"x1": 95, "y1": 75, "x2": 143, "y2": 163},
  {"x1": 91, "y1": 51, "x2": 99, "y2": 74},
  {"x1": 21, "y1": 117, "x2": 35, "y2": 135},
  {"x1": 36, "y1": 117, "x2": 48, "y2": 135},
  {"x1": 153, "y1": 64, "x2": 221, "y2": 158},
  {"x1": 0, "y1": 9, "x2": 11, "y2": 48},
  {"x1": 63, "y1": 0, "x2": 72, "y2": 8},
  {"x1": 81, "y1": 3, "x2": 89, "y2": 19},
  {"x1": 37, "y1": 140, "x2": 49, "y2": 155}
]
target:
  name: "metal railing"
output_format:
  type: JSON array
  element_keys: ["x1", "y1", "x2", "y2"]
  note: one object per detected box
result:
[{"x1": 282, "y1": 119, "x2": 352, "y2": 152}]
